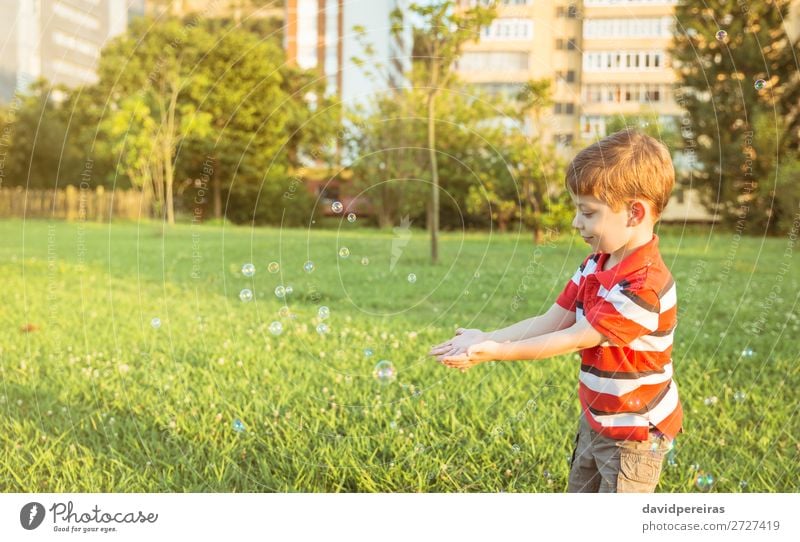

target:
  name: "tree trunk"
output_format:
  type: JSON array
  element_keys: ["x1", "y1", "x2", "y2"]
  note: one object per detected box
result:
[
  {"x1": 212, "y1": 173, "x2": 222, "y2": 219},
  {"x1": 164, "y1": 84, "x2": 179, "y2": 225},
  {"x1": 427, "y1": 89, "x2": 439, "y2": 263}
]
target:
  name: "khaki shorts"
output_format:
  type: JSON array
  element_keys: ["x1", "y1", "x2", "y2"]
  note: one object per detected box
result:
[{"x1": 567, "y1": 413, "x2": 672, "y2": 493}]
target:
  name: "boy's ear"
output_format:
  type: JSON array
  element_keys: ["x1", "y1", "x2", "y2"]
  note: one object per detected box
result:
[{"x1": 627, "y1": 200, "x2": 647, "y2": 226}]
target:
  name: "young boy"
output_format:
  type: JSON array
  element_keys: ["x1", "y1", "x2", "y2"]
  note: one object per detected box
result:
[{"x1": 427, "y1": 129, "x2": 682, "y2": 493}]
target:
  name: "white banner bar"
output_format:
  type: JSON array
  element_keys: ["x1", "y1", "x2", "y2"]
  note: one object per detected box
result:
[{"x1": 2, "y1": 493, "x2": 797, "y2": 541}]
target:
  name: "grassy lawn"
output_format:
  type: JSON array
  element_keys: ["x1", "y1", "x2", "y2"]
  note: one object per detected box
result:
[{"x1": 1, "y1": 219, "x2": 798, "y2": 492}]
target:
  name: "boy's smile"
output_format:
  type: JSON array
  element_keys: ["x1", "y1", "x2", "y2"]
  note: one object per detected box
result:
[{"x1": 570, "y1": 193, "x2": 654, "y2": 265}]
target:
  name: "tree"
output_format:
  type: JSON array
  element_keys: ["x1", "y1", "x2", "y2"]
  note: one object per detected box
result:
[
  {"x1": 98, "y1": 17, "x2": 217, "y2": 224},
  {"x1": 670, "y1": 0, "x2": 800, "y2": 235},
  {"x1": 405, "y1": 1, "x2": 497, "y2": 263}
]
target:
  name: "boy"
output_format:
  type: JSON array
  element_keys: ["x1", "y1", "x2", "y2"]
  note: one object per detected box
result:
[{"x1": 427, "y1": 129, "x2": 682, "y2": 493}]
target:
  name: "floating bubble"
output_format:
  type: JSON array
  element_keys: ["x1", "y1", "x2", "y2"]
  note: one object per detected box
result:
[
  {"x1": 389, "y1": 421, "x2": 398, "y2": 430},
  {"x1": 303, "y1": 261, "x2": 315, "y2": 273},
  {"x1": 361, "y1": 256, "x2": 369, "y2": 266},
  {"x1": 739, "y1": 480, "x2": 748, "y2": 490},
  {"x1": 695, "y1": 472, "x2": 714, "y2": 491},
  {"x1": 339, "y1": 247, "x2": 350, "y2": 258},
  {"x1": 331, "y1": 201, "x2": 344, "y2": 213},
  {"x1": 239, "y1": 288, "x2": 254, "y2": 302},
  {"x1": 285, "y1": 285, "x2": 293, "y2": 295},
  {"x1": 364, "y1": 347, "x2": 374, "y2": 357},
  {"x1": 512, "y1": 444, "x2": 521, "y2": 453},
  {"x1": 279, "y1": 306, "x2": 290, "y2": 318},
  {"x1": 690, "y1": 463, "x2": 700, "y2": 471},
  {"x1": 151, "y1": 317, "x2": 161, "y2": 329},
  {"x1": 703, "y1": 396, "x2": 718, "y2": 406},
  {"x1": 407, "y1": 273, "x2": 417, "y2": 284},
  {"x1": 318, "y1": 306, "x2": 330, "y2": 320},
  {"x1": 347, "y1": 213, "x2": 357, "y2": 223},
  {"x1": 715, "y1": 29, "x2": 727, "y2": 40},
  {"x1": 754, "y1": 79, "x2": 766, "y2": 90},
  {"x1": 734, "y1": 390, "x2": 747, "y2": 403},
  {"x1": 741, "y1": 347, "x2": 754, "y2": 357},
  {"x1": 274, "y1": 286, "x2": 285, "y2": 299},
  {"x1": 232, "y1": 419, "x2": 245, "y2": 433},
  {"x1": 242, "y1": 263, "x2": 255, "y2": 277},
  {"x1": 666, "y1": 447, "x2": 677, "y2": 467},
  {"x1": 474, "y1": 271, "x2": 480, "y2": 279},
  {"x1": 269, "y1": 321, "x2": 283, "y2": 335},
  {"x1": 316, "y1": 323, "x2": 329, "y2": 335},
  {"x1": 268, "y1": 262, "x2": 280, "y2": 273},
  {"x1": 373, "y1": 360, "x2": 396, "y2": 384}
]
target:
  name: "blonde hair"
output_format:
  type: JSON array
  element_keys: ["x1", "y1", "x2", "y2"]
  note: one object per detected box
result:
[{"x1": 565, "y1": 129, "x2": 675, "y2": 220}]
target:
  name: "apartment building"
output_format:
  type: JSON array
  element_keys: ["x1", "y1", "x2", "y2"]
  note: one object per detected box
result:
[
  {"x1": 456, "y1": 0, "x2": 582, "y2": 151},
  {"x1": 0, "y1": 0, "x2": 128, "y2": 102},
  {"x1": 284, "y1": 0, "x2": 412, "y2": 104},
  {"x1": 579, "y1": 0, "x2": 681, "y2": 141}
]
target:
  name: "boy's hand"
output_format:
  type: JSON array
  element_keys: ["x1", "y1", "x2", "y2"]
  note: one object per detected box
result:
[
  {"x1": 441, "y1": 340, "x2": 502, "y2": 370},
  {"x1": 428, "y1": 328, "x2": 486, "y2": 361}
]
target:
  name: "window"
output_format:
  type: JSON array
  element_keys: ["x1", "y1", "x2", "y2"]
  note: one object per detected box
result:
[
  {"x1": 567, "y1": 38, "x2": 577, "y2": 50},
  {"x1": 482, "y1": 18, "x2": 534, "y2": 41},
  {"x1": 457, "y1": 51, "x2": 529, "y2": 71},
  {"x1": 565, "y1": 103, "x2": 575, "y2": 114}
]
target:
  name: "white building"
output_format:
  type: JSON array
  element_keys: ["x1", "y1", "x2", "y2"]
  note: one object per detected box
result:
[{"x1": 0, "y1": 0, "x2": 128, "y2": 102}]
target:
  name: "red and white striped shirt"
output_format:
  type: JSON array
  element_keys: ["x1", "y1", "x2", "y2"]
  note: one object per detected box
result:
[{"x1": 556, "y1": 233, "x2": 683, "y2": 441}]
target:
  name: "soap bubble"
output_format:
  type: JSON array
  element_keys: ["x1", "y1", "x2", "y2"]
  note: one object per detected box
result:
[
  {"x1": 331, "y1": 201, "x2": 343, "y2": 213},
  {"x1": 739, "y1": 480, "x2": 748, "y2": 490},
  {"x1": 285, "y1": 285, "x2": 293, "y2": 295},
  {"x1": 347, "y1": 213, "x2": 357, "y2": 223},
  {"x1": 268, "y1": 262, "x2": 280, "y2": 273},
  {"x1": 242, "y1": 263, "x2": 255, "y2": 277},
  {"x1": 304, "y1": 261, "x2": 315, "y2": 273},
  {"x1": 741, "y1": 347, "x2": 754, "y2": 357},
  {"x1": 278, "y1": 306, "x2": 290, "y2": 318},
  {"x1": 364, "y1": 348, "x2": 374, "y2": 357},
  {"x1": 316, "y1": 323, "x2": 329, "y2": 335},
  {"x1": 715, "y1": 29, "x2": 727, "y2": 40},
  {"x1": 754, "y1": 79, "x2": 766, "y2": 90},
  {"x1": 361, "y1": 256, "x2": 370, "y2": 266},
  {"x1": 703, "y1": 396, "x2": 718, "y2": 406},
  {"x1": 232, "y1": 419, "x2": 245, "y2": 433},
  {"x1": 274, "y1": 286, "x2": 285, "y2": 298},
  {"x1": 150, "y1": 317, "x2": 161, "y2": 329},
  {"x1": 407, "y1": 273, "x2": 417, "y2": 284},
  {"x1": 318, "y1": 306, "x2": 330, "y2": 320},
  {"x1": 373, "y1": 360, "x2": 396, "y2": 384},
  {"x1": 734, "y1": 390, "x2": 747, "y2": 403},
  {"x1": 239, "y1": 288, "x2": 254, "y2": 302},
  {"x1": 339, "y1": 247, "x2": 350, "y2": 258},
  {"x1": 695, "y1": 472, "x2": 714, "y2": 491},
  {"x1": 269, "y1": 321, "x2": 283, "y2": 335}
]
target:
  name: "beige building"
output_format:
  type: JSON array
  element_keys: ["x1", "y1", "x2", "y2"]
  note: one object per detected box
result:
[
  {"x1": 456, "y1": 0, "x2": 683, "y2": 153},
  {"x1": 580, "y1": 0, "x2": 681, "y2": 141},
  {"x1": 456, "y1": 0, "x2": 582, "y2": 151}
]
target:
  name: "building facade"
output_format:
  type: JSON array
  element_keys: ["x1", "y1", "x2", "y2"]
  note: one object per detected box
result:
[
  {"x1": 0, "y1": 0, "x2": 128, "y2": 102},
  {"x1": 284, "y1": 0, "x2": 412, "y2": 104}
]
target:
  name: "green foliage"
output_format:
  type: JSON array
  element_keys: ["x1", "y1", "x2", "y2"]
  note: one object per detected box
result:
[
  {"x1": 670, "y1": 0, "x2": 800, "y2": 235},
  {"x1": 1, "y1": 220, "x2": 798, "y2": 491}
]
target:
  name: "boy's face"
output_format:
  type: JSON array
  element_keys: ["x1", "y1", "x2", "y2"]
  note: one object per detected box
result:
[{"x1": 569, "y1": 193, "x2": 637, "y2": 254}]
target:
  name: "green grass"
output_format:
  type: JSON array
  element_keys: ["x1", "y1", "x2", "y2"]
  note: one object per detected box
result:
[{"x1": 1, "y1": 219, "x2": 798, "y2": 492}]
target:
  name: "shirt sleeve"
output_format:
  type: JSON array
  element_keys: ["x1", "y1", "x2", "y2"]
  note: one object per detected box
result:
[
  {"x1": 584, "y1": 285, "x2": 661, "y2": 347},
  {"x1": 555, "y1": 255, "x2": 593, "y2": 312}
]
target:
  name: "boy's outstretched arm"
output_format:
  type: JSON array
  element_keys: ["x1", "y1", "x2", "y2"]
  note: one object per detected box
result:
[
  {"x1": 485, "y1": 303, "x2": 577, "y2": 342},
  {"x1": 441, "y1": 318, "x2": 606, "y2": 369},
  {"x1": 429, "y1": 303, "x2": 575, "y2": 361}
]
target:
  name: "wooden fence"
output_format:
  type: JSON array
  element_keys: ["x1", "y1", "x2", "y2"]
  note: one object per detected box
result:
[{"x1": 0, "y1": 186, "x2": 151, "y2": 221}]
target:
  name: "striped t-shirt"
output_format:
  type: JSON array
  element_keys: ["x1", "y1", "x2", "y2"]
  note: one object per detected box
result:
[{"x1": 556, "y1": 233, "x2": 683, "y2": 441}]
